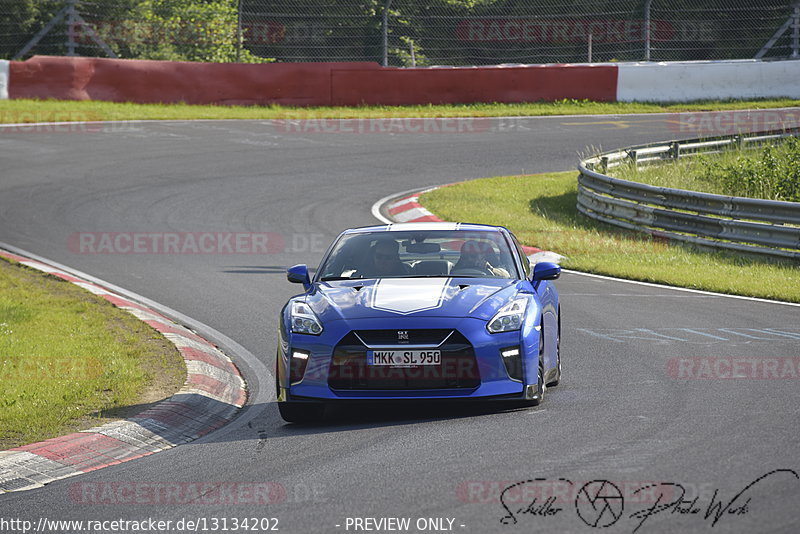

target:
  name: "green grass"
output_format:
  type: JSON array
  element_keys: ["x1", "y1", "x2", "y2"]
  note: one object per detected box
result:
[
  {"x1": 612, "y1": 137, "x2": 800, "y2": 202},
  {"x1": 421, "y1": 171, "x2": 800, "y2": 302},
  {"x1": 0, "y1": 97, "x2": 799, "y2": 123},
  {"x1": 0, "y1": 257, "x2": 185, "y2": 449}
]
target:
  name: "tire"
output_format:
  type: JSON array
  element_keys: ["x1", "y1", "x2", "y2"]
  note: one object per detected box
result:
[
  {"x1": 532, "y1": 359, "x2": 545, "y2": 406},
  {"x1": 517, "y1": 359, "x2": 545, "y2": 408},
  {"x1": 546, "y1": 309, "x2": 562, "y2": 387},
  {"x1": 278, "y1": 402, "x2": 325, "y2": 423},
  {"x1": 275, "y1": 357, "x2": 281, "y2": 398}
]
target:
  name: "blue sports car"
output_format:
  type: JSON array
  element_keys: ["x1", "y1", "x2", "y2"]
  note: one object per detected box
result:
[{"x1": 276, "y1": 222, "x2": 561, "y2": 422}]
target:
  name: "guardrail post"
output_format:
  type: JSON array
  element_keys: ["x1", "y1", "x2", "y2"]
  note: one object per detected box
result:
[
  {"x1": 669, "y1": 142, "x2": 681, "y2": 159},
  {"x1": 600, "y1": 156, "x2": 609, "y2": 173},
  {"x1": 628, "y1": 150, "x2": 639, "y2": 166}
]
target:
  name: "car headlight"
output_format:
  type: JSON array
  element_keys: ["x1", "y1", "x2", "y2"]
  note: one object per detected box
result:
[
  {"x1": 487, "y1": 297, "x2": 528, "y2": 333},
  {"x1": 290, "y1": 301, "x2": 323, "y2": 335}
]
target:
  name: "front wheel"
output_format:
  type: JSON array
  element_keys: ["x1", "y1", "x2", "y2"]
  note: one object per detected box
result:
[
  {"x1": 547, "y1": 325, "x2": 561, "y2": 388},
  {"x1": 517, "y1": 359, "x2": 545, "y2": 408},
  {"x1": 278, "y1": 402, "x2": 325, "y2": 423},
  {"x1": 547, "y1": 311, "x2": 562, "y2": 387}
]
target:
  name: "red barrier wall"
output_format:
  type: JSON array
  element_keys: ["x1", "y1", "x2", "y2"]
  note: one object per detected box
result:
[
  {"x1": 8, "y1": 56, "x2": 379, "y2": 106},
  {"x1": 8, "y1": 56, "x2": 618, "y2": 106},
  {"x1": 331, "y1": 64, "x2": 618, "y2": 106}
]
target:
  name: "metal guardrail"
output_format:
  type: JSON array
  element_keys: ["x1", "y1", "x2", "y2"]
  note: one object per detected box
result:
[{"x1": 577, "y1": 131, "x2": 800, "y2": 260}]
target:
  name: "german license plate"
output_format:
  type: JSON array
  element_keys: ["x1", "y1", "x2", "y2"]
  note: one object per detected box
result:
[{"x1": 367, "y1": 350, "x2": 441, "y2": 366}]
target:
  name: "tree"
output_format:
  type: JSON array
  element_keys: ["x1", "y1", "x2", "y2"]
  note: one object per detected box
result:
[
  {"x1": 96, "y1": 0, "x2": 270, "y2": 62},
  {"x1": 2, "y1": 0, "x2": 271, "y2": 62}
]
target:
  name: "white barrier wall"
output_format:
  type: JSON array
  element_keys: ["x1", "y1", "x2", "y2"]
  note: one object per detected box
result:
[
  {"x1": 0, "y1": 60, "x2": 9, "y2": 100},
  {"x1": 617, "y1": 60, "x2": 800, "y2": 102}
]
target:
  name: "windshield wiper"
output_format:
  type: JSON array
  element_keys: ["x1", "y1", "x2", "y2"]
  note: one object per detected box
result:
[{"x1": 319, "y1": 276, "x2": 359, "y2": 282}]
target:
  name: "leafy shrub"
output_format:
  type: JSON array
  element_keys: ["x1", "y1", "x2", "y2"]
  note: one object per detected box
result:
[{"x1": 698, "y1": 137, "x2": 800, "y2": 202}]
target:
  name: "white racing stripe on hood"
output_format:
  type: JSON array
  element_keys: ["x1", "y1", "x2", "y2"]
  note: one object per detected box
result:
[{"x1": 369, "y1": 278, "x2": 451, "y2": 315}]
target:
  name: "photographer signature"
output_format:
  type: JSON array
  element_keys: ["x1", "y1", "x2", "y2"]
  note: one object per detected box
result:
[{"x1": 498, "y1": 469, "x2": 798, "y2": 531}]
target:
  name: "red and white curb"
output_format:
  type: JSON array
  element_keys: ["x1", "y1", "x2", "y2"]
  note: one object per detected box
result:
[
  {"x1": 378, "y1": 187, "x2": 566, "y2": 264},
  {"x1": 385, "y1": 190, "x2": 443, "y2": 224},
  {"x1": 0, "y1": 249, "x2": 247, "y2": 493}
]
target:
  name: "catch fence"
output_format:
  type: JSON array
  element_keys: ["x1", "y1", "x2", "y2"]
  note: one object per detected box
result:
[{"x1": 2, "y1": 1, "x2": 798, "y2": 65}]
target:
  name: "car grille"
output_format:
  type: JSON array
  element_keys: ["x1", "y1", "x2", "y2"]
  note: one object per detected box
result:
[
  {"x1": 328, "y1": 330, "x2": 480, "y2": 390},
  {"x1": 353, "y1": 329, "x2": 453, "y2": 346}
]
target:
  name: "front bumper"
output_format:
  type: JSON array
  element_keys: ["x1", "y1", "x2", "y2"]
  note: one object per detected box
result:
[{"x1": 279, "y1": 316, "x2": 535, "y2": 401}]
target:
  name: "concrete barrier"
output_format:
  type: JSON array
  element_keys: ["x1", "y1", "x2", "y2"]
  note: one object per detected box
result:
[
  {"x1": 7, "y1": 56, "x2": 618, "y2": 106},
  {"x1": 0, "y1": 60, "x2": 9, "y2": 100},
  {"x1": 8, "y1": 56, "x2": 378, "y2": 106},
  {"x1": 5, "y1": 55, "x2": 800, "y2": 106},
  {"x1": 330, "y1": 64, "x2": 618, "y2": 106},
  {"x1": 617, "y1": 60, "x2": 800, "y2": 102}
]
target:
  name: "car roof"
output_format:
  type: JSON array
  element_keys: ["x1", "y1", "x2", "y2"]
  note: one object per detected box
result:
[{"x1": 341, "y1": 222, "x2": 509, "y2": 235}]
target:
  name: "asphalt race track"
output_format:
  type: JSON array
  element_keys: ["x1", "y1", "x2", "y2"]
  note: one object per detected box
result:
[{"x1": 1, "y1": 113, "x2": 799, "y2": 533}]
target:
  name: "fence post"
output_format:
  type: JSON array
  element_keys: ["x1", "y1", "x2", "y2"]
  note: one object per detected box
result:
[
  {"x1": 588, "y1": 33, "x2": 593, "y2": 62},
  {"x1": 383, "y1": 0, "x2": 393, "y2": 67},
  {"x1": 236, "y1": 0, "x2": 243, "y2": 62},
  {"x1": 793, "y1": 2, "x2": 799, "y2": 59},
  {"x1": 66, "y1": 0, "x2": 78, "y2": 56},
  {"x1": 644, "y1": 0, "x2": 653, "y2": 61}
]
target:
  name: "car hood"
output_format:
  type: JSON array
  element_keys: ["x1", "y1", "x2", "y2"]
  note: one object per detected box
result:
[{"x1": 306, "y1": 277, "x2": 526, "y2": 322}]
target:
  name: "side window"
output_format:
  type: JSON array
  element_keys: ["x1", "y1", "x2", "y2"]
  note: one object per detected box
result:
[{"x1": 512, "y1": 236, "x2": 531, "y2": 278}]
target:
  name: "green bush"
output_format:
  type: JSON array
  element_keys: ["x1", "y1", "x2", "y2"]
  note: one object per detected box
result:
[
  {"x1": 699, "y1": 137, "x2": 800, "y2": 202},
  {"x1": 615, "y1": 136, "x2": 800, "y2": 203},
  {"x1": 108, "y1": 0, "x2": 272, "y2": 63}
]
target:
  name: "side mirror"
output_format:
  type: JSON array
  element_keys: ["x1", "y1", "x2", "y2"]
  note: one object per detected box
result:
[
  {"x1": 532, "y1": 262, "x2": 561, "y2": 282},
  {"x1": 287, "y1": 264, "x2": 311, "y2": 290}
]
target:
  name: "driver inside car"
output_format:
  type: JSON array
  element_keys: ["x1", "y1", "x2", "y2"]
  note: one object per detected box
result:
[
  {"x1": 452, "y1": 240, "x2": 510, "y2": 277},
  {"x1": 358, "y1": 238, "x2": 411, "y2": 278}
]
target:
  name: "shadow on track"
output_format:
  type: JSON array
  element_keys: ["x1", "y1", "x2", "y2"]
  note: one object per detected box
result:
[{"x1": 253, "y1": 400, "x2": 536, "y2": 439}]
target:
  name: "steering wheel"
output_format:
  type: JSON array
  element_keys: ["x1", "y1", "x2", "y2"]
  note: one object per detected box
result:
[{"x1": 450, "y1": 267, "x2": 491, "y2": 276}]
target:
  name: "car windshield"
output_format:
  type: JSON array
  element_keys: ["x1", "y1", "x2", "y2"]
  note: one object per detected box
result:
[{"x1": 317, "y1": 230, "x2": 519, "y2": 281}]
